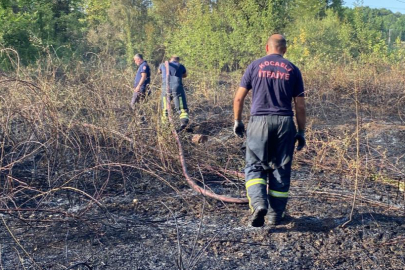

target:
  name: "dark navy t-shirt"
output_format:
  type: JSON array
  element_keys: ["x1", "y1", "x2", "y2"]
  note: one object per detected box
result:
[
  {"x1": 134, "y1": 61, "x2": 151, "y2": 88},
  {"x1": 240, "y1": 54, "x2": 304, "y2": 116},
  {"x1": 159, "y1": 61, "x2": 187, "y2": 82}
]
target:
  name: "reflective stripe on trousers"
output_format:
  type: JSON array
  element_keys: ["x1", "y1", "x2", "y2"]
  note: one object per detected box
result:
[
  {"x1": 246, "y1": 178, "x2": 267, "y2": 212},
  {"x1": 161, "y1": 76, "x2": 188, "y2": 121},
  {"x1": 244, "y1": 115, "x2": 296, "y2": 216}
]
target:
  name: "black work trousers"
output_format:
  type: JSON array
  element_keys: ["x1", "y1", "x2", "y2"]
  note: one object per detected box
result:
[{"x1": 245, "y1": 115, "x2": 296, "y2": 219}]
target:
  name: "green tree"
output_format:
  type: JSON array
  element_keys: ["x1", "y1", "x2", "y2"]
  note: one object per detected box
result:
[
  {"x1": 166, "y1": 0, "x2": 291, "y2": 71},
  {"x1": 85, "y1": 0, "x2": 151, "y2": 65},
  {"x1": 287, "y1": 10, "x2": 354, "y2": 66},
  {"x1": 0, "y1": 0, "x2": 87, "y2": 67},
  {"x1": 290, "y1": 0, "x2": 343, "y2": 20}
]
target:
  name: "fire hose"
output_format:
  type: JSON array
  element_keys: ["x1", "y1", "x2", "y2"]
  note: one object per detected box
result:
[{"x1": 164, "y1": 61, "x2": 248, "y2": 204}]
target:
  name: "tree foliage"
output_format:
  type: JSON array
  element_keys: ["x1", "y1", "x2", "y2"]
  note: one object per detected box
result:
[{"x1": 1, "y1": 0, "x2": 405, "y2": 70}]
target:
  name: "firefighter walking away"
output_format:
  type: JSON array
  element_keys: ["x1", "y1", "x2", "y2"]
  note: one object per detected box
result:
[{"x1": 233, "y1": 34, "x2": 306, "y2": 227}]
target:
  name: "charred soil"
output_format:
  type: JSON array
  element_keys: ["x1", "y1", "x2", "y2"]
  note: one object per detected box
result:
[{"x1": 1, "y1": 67, "x2": 405, "y2": 269}]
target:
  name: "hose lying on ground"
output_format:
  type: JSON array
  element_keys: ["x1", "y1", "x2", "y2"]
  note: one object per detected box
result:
[
  {"x1": 164, "y1": 61, "x2": 248, "y2": 204},
  {"x1": 2, "y1": 73, "x2": 248, "y2": 204}
]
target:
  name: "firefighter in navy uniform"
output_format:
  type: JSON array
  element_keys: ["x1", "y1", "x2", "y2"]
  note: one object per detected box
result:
[
  {"x1": 159, "y1": 55, "x2": 189, "y2": 130},
  {"x1": 131, "y1": 54, "x2": 151, "y2": 109},
  {"x1": 233, "y1": 34, "x2": 306, "y2": 227}
]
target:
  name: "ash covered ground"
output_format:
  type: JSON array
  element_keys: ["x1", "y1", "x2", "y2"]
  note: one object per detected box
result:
[{"x1": 1, "y1": 119, "x2": 404, "y2": 270}]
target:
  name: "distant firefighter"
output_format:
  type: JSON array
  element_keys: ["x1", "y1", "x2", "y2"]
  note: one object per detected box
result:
[
  {"x1": 159, "y1": 55, "x2": 189, "y2": 130},
  {"x1": 131, "y1": 54, "x2": 151, "y2": 109},
  {"x1": 233, "y1": 34, "x2": 306, "y2": 227}
]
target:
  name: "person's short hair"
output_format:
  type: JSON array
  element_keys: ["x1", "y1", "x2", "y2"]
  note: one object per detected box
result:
[
  {"x1": 134, "y1": 53, "x2": 143, "y2": 60},
  {"x1": 170, "y1": 55, "x2": 180, "y2": 62},
  {"x1": 267, "y1": 34, "x2": 287, "y2": 51}
]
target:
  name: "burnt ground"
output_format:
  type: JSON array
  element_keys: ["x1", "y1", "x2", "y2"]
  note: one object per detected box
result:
[
  {"x1": 1, "y1": 125, "x2": 404, "y2": 270},
  {"x1": 0, "y1": 169, "x2": 404, "y2": 270},
  {"x1": 1, "y1": 96, "x2": 405, "y2": 269}
]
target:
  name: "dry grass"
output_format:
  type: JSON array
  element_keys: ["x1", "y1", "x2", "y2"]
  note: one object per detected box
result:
[
  {"x1": 300, "y1": 62, "x2": 405, "y2": 212},
  {"x1": 0, "y1": 52, "x2": 404, "y2": 226}
]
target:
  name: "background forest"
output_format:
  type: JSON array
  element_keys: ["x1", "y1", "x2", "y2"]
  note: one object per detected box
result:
[{"x1": 1, "y1": 0, "x2": 405, "y2": 70}]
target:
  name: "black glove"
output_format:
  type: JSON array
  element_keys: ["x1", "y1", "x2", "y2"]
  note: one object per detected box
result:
[
  {"x1": 233, "y1": 120, "x2": 245, "y2": 138},
  {"x1": 295, "y1": 130, "x2": 306, "y2": 151}
]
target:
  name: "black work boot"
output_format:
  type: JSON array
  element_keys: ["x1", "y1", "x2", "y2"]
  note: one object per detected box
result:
[
  {"x1": 268, "y1": 212, "x2": 285, "y2": 226},
  {"x1": 250, "y1": 206, "x2": 268, "y2": 227},
  {"x1": 179, "y1": 118, "x2": 189, "y2": 131}
]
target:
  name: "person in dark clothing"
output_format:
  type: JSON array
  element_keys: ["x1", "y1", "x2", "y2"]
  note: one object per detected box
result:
[
  {"x1": 131, "y1": 54, "x2": 151, "y2": 109},
  {"x1": 159, "y1": 55, "x2": 189, "y2": 129},
  {"x1": 233, "y1": 34, "x2": 306, "y2": 227}
]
